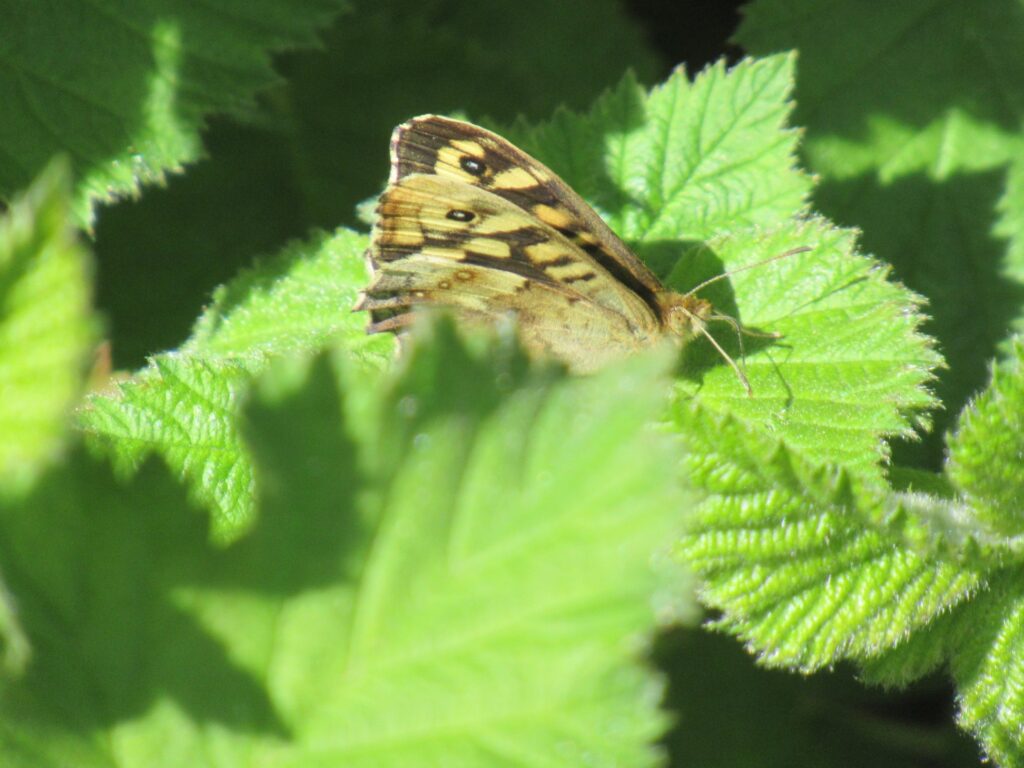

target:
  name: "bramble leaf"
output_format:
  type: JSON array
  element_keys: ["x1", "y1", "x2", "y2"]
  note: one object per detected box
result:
[
  {"x1": 0, "y1": 161, "x2": 94, "y2": 498},
  {"x1": 924, "y1": 343, "x2": 1024, "y2": 767},
  {"x1": 0, "y1": 323, "x2": 690, "y2": 766},
  {"x1": 0, "y1": 0, "x2": 342, "y2": 224},
  {"x1": 80, "y1": 229, "x2": 387, "y2": 539},
  {"x1": 675, "y1": 402, "x2": 980, "y2": 671},
  {"x1": 739, "y1": 0, "x2": 1024, "y2": 466},
  {"x1": 512, "y1": 56, "x2": 939, "y2": 477},
  {"x1": 771, "y1": 341, "x2": 1024, "y2": 765},
  {"x1": 946, "y1": 339, "x2": 1024, "y2": 537}
]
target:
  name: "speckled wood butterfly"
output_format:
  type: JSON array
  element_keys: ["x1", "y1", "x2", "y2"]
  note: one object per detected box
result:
[{"x1": 356, "y1": 115, "x2": 800, "y2": 392}]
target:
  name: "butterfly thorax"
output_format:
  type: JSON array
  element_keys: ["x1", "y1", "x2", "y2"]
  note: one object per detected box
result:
[{"x1": 655, "y1": 291, "x2": 712, "y2": 342}]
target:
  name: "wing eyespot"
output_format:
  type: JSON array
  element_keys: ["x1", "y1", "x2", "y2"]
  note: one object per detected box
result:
[
  {"x1": 460, "y1": 156, "x2": 487, "y2": 176},
  {"x1": 446, "y1": 209, "x2": 476, "y2": 222}
]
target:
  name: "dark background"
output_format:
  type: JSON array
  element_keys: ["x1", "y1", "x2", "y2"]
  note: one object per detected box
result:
[{"x1": 627, "y1": 0, "x2": 745, "y2": 68}]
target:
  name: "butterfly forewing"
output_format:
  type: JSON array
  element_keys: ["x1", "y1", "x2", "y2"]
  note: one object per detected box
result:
[{"x1": 390, "y1": 116, "x2": 665, "y2": 304}]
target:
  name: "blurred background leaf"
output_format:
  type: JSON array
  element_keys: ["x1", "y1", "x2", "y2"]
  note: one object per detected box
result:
[
  {"x1": 0, "y1": 325, "x2": 692, "y2": 766},
  {"x1": 0, "y1": 160, "x2": 94, "y2": 499},
  {"x1": 0, "y1": 0, "x2": 343, "y2": 223}
]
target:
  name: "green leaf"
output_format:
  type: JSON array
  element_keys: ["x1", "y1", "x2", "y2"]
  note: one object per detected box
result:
[
  {"x1": 884, "y1": 342, "x2": 1024, "y2": 767},
  {"x1": 0, "y1": 160, "x2": 94, "y2": 498},
  {"x1": 510, "y1": 56, "x2": 938, "y2": 477},
  {"x1": 949, "y1": 572, "x2": 1024, "y2": 768},
  {"x1": 0, "y1": 453, "x2": 275, "y2": 766},
  {"x1": 738, "y1": 0, "x2": 1024, "y2": 466},
  {"x1": 249, "y1": 326, "x2": 687, "y2": 765},
  {"x1": 946, "y1": 338, "x2": 1024, "y2": 536},
  {"x1": 80, "y1": 228, "x2": 387, "y2": 539},
  {"x1": 0, "y1": 576, "x2": 31, "y2": 677},
  {"x1": 856, "y1": 346, "x2": 1024, "y2": 765},
  {"x1": 80, "y1": 355, "x2": 255, "y2": 540},
  {"x1": 856, "y1": 339, "x2": 1024, "y2": 564},
  {"x1": 0, "y1": 0, "x2": 343, "y2": 224},
  {"x1": 716, "y1": 344, "x2": 1024, "y2": 763},
  {"x1": 675, "y1": 401, "x2": 980, "y2": 671},
  {"x1": 868, "y1": 565, "x2": 1024, "y2": 768},
  {"x1": 669, "y1": 222, "x2": 939, "y2": 475},
  {"x1": 186, "y1": 228, "x2": 386, "y2": 362},
  {"x1": 0, "y1": 324, "x2": 690, "y2": 766},
  {"x1": 511, "y1": 56, "x2": 810, "y2": 243}
]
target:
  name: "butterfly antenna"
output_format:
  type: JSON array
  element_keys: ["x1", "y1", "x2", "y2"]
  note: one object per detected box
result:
[
  {"x1": 696, "y1": 323, "x2": 753, "y2": 397},
  {"x1": 684, "y1": 246, "x2": 812, "y2": 297},
  {"x1": 708, "y1": 313, "x2": 747, "y2": 367},
  {"x1": 708, "y1": 312, "x2": 765, "y2": 395},
  {"x1": 709, "y1": 313, "x2": 781, "y2": 343}
]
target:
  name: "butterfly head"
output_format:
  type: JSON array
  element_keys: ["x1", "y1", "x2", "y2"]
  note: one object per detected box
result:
[
  {"x1": 657, "y1": 292, "x2": 713, "y2": 340},
  {"x1": 656, "y1": 290, "x2": 755, "y2": 396}
]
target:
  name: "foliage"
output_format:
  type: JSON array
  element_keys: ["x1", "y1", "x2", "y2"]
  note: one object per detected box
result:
[
  {"x1": 0, "y1": 161, "x2": 94, "y2": 500},
  {"x1": 1, "y1": 0, "x2": 1022, "y2": 765}
]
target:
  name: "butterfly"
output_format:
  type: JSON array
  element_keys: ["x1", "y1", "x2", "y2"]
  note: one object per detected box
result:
[{"x1": 356, "y1": 115, "x2": 796, "y2": 392}]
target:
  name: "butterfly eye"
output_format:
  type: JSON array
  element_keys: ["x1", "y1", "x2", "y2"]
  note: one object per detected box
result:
[
  {"x1": 459, "y1": 156, "x2": 487, "y2": 176},
  {"x1": 446, "y1": 209, "x2": 476, "y2": 222}
]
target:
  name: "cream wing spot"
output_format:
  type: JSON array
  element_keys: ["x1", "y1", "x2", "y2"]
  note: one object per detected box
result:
[
  {"x1": 471, "y1": 211, "x2": 532, "y2": 236},
  {"x1": 464, "y1": 237, "x2": 511, "y2": 259},
  {"x1": 437, "y1": 146, "x2": 464, "y2": 169},
  {"x1": 421, "y1": 245, "x2": 468, "y2": 261},
  {"x1": 523, "y1": 242, "x2": 575, "y2": 268},
  {"x1": 492, "y1": 166, "x2": 545, "y2": 190},
  {"x1": 532, "y1": 203, "x2": 575, "y2": 230}
]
